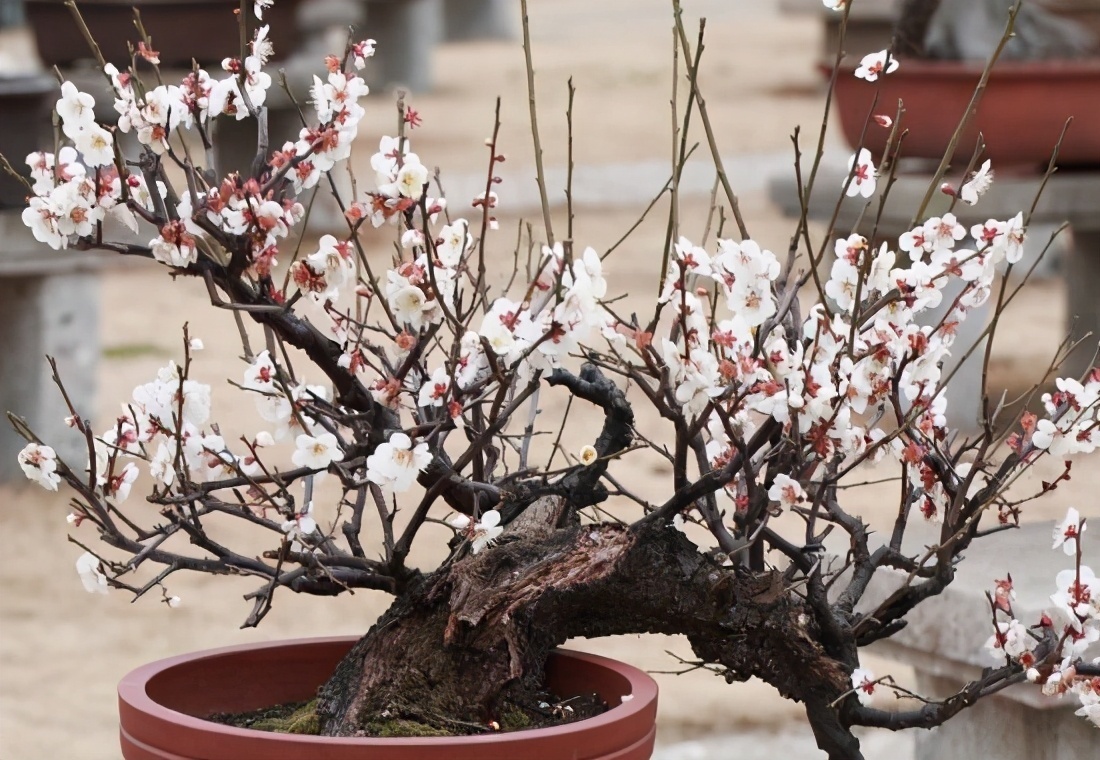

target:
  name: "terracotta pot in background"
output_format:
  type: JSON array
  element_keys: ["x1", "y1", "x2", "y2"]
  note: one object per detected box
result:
[
  {"x1": 0, "y1": 73, "x2": 56, "y2": 209},
  {"x1": 24, "y1": 0, "x2": 302, "y2": 68},
  {"x1": 830, "y1": 58, "x2": 1100, "y2": 168},
  {"x1": 118, "y1": 637, "x2": 659, "y2": 759}
]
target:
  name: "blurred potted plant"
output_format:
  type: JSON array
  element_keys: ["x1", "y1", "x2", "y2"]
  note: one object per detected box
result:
[
  {"x1": 6, "y1": 2, "x2": 1100, "y2": 759},
  {"x1": 24, "y1": 0, "x2": 303, "y2": 67},
  {"x1": 831, "y1": 0, "x2": 1100, "y2": 167}
]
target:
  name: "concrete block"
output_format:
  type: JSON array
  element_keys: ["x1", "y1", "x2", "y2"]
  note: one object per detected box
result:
[
  {"x1": 1063, "y1": 229, "x2": 1100, "y2": 379},
  {"x1": 0, "y1": 210, "x2": 102, "y2": 483},
  {"x1": 913, "y1": 673, "x2": 1095, "y2": 760},
  {"x1": 0, "y1": 270, "x2": 100, "y2": 482},
  {"x1": 442, "y1": 0, "x2": 517, "y2": 42},
  {"x1": 855, "y1": 521, "x2": 1097, "y2": 759},
  {"x1": 365, "y1": 0, "x2": 442, "y2": 94}
]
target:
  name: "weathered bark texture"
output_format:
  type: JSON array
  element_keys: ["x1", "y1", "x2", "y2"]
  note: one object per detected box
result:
[{"x1": 314, "y1": 520, "x2": 858, "y2": 755}]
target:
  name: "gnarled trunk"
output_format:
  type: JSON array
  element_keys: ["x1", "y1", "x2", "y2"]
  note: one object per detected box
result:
[{"x1": 313, "y1": 519, "x2": 861, "y2": 757}]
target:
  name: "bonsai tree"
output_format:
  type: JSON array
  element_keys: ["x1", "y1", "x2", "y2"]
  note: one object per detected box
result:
[
  {"x1": 6, "y1": 1, "x2": 1099, "y2": 757},
  {"x1": 893, "y1": 0, "x2": 1097, "y2": 59}
]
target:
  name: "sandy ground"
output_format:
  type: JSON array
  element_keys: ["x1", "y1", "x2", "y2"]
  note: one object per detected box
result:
[{"x1": 0, "y1": 2, "x2": 1092, "y2": 758}]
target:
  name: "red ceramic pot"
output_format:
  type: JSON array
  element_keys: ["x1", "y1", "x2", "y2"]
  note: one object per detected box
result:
[
  {"x1": 25, "y1": 0, "x2": 302, "y2": 68},
  {"x1": 118, "y1": 636, "x2": 659, "y2": 759},
  {"x1": 830, "y1": 59, "x2": 1100, "y2": 168}
]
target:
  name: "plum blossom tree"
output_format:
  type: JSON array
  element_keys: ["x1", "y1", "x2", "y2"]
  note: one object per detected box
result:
[{"x1": 4, "y1": 1, "x2": 1099, "y2": 758}]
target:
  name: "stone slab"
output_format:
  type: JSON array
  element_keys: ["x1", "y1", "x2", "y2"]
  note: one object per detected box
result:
[
  {"x1": 0, "y1": 209, "x2": 106, "y2": 482},
  {"x1": 768, "y1": 167, "x2": 1100, "y2": 235},
  {"x1": 859, "y1": 520, "x2": 1097, "y2": 710},
  {"x1": 912, "y1": 671, "x2": 1097, "y2": 760},
  {"x1": 653, "y1": 725, "x2": 913, "y2": 760},
  {"x1": 0, "y1": 270, "x2": 99, "y2": 482},
  {"x1": 442, "y1": 0, "x2": 517, "y2": 42},
  {"x1": 0, "y1": 211, "x2": 111, "y2": 276}
]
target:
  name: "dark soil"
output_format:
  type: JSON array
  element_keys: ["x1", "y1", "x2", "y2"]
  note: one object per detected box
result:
[{"x1": 208, "y1": 688, "x2": 607, "y2": 737}]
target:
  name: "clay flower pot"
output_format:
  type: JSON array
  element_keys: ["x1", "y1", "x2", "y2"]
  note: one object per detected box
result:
[
  {"x1": 25, "y1": 0, "x2": 303, "y2": 68},
  {"x1": 0, "y1": 74, "x2": 56, "y2": 209},
  {"x1": 118, "y1": 637, "x2": 659, "y2": 759},
  {"x1": 830, "y1": 59, "x2": 1100, "y2": 168}
]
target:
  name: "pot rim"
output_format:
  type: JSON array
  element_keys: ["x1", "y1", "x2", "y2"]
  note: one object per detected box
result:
[
  {"x1": 830, "y1": 57, "x2": 1100, "y2": 77},
  {"x1": 118, "y1": 635, "x2": 659, "y2": 748}
]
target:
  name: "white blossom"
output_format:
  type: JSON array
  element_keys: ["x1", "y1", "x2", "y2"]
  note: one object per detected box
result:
[
  {"x1": 984, "y1": 619, "x2": 1035, "y2": 663},
  {"x1": 251, "y1": 24, "x2": 274, "y2": 63},
  {"x1": 451, "y1": 511, "x2": 504, "y2": 554},
  {"x1": 282, "y1": 501, "x2": 317, "y2": 540},
  {"x1": 768, "y1": 473, "x2": 805, "y2": 510},
  {"x1": 352, "y1": 39, "x2": 377, "y2": 69},
  {"x1": 579, "y1": 445, "x2": 599, "y2": 466},
  {"x1": 56, "y1": 81, "x2": 96, "y2": 138},
  {"x1": 366, "y1": 433, "x2": 431, "y2": 492},
  {"x1": 17, "y1": 443, "x2": 61, "y2": 490},
  {"x1": 851, "y1": 667, "x2": 876, "y2": 706},
  {"x1": 417, "y1": 366, "x2": 451, "y2": 408},
  {"x1": 854, "y1": 50, "x2": 899, "y2": 82},
  {"x1": 243, "y1": 350, "x2": 278, "y2": 391},
  {"x1": 103, "y1": 462, "x2": 140, "y2": 503},
  {"x1": 1054, "y1": 507, "x2": 1087, "y2": 556},
  {"x1": 1076, "y1": 685, "x2": 1100, "y2": 726},
  {"x1": 75, "y1": 552, "x2": 109, "y2": 594},
  {"x1": 844, "y1": 148, "x2": 876, "y2": 198},
  {"x1": 1051, "y1": 566, "x2": 1100, "y2": 630},
  {"x1": 73, "y1": 124, "x2": 115, "y2": 167},
  {"x1": 959, "y1": 160, "x2": 994, "y2": 205},
  {"x1": 292, "y1": 433, "x2": 343, "y2": 470},
  {"x1": 393, "y1": 157, "x2": 429, "y2": 199}
]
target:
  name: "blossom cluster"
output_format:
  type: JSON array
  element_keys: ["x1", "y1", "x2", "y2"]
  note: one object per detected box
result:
[
  {"x1": 19, "y1": 114, "x2": 1056, "y2": 591},
  {"x1": 20, "y1": 17, "x2": 373, "y2": 284},
  {"x1": 983, "y1": 508, "x2": 1100, "y2": 725},
  {"x1": 653, "y1": 196, "x2": 1033, "y2": 525},
  {"x1": 22, "y1": 143, "x2": 160, "y2": 249}
]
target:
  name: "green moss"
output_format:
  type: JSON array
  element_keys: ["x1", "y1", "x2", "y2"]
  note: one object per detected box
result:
[
  {"x1": 365, "y1": 719, "x2": 455, "y2": 737},
  {"x1": 249, "y1": 699, "x2": 321, "y2": 734},
  {"x1": 102, "y1": 343, "x2": 168, "y2": 360},
  {"x1": 498, "y1": 707, "x2": 533, "y2": 731}
]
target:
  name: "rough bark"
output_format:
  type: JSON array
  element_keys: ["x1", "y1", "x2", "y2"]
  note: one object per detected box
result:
[{"x1": 313, "y1": 519, "x2": 858, "y2": 754}]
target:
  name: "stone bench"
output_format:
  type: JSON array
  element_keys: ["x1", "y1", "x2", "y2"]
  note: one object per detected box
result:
[
  {"x1": 857, "y1": 520, "x2": 1097, "y2": 760},
  {"x1": 298, "y1": 0, "x2": 517, "y2": 95},
  {"x1": 0, "y1": 70, "x2": 100, "y2": 483},
  {"x1": 0, "y1": 212, "x2": 103, "y2": 483},
  {"x1": 768, "y1": 167, "x2": 1100, "y2": 431}
]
